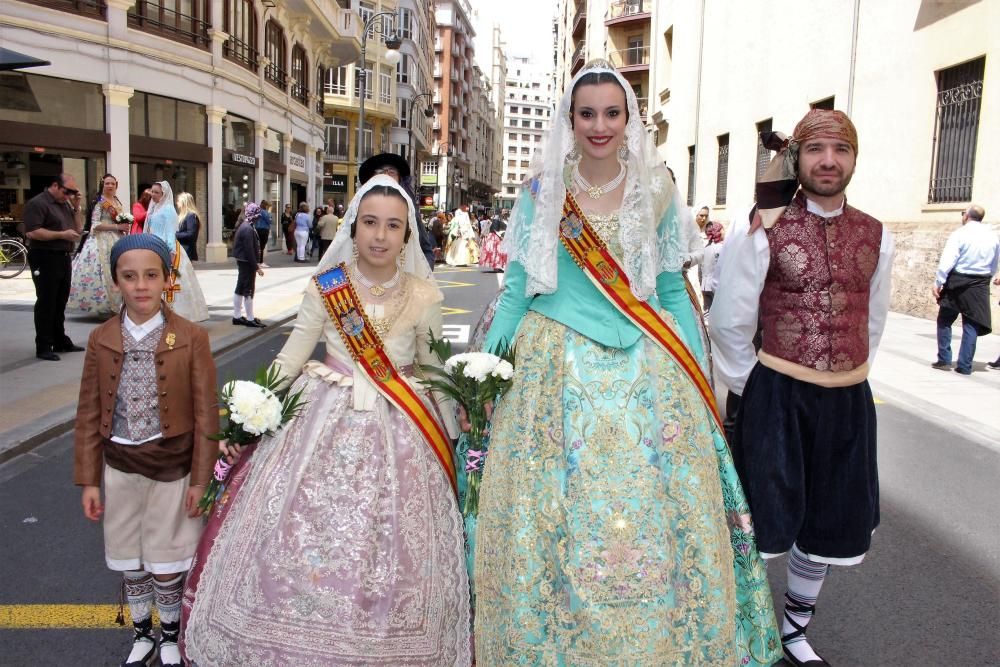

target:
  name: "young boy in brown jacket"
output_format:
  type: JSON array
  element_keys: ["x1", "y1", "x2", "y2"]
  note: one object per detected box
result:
[{"x1": 74, "y1": 234, "x2": 218, "y2": 667}]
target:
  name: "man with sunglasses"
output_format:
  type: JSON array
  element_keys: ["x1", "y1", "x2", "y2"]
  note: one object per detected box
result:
[{"x1": 23, "y1": 173, "x2": 85, "y2": 361}]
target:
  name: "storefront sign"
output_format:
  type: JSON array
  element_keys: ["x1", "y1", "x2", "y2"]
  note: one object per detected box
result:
[
  {"x1": 420, "y1": 173, "x2": 438, "y2": 186},
  {"x1": 325, "y1": 175, "x2": 347, "y2": 192},
  {"x1": 421, "y1": 195, "x2": 435, "y2": 207},
  {"x1": 289, "y1": 152, "x2": 306, "y2": 172},
  {"x1": 231, "y1": 152, "x2": 257, "y2": 167}
]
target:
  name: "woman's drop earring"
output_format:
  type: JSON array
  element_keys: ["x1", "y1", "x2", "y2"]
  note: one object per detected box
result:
[
  {"x1": 567, "y1": 142, "x2": 581, "y2": 161},
  {"x1": 618, "y1": 142, "x2": 629, "y2": 160},
  {"x1": 351, "y1": 241, "x2": 359, "y2": 262}
]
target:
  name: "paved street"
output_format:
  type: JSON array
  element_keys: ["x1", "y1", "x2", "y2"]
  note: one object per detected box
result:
[{"x1": 0, "y1": 265, "x2": 998, "y2": 665}]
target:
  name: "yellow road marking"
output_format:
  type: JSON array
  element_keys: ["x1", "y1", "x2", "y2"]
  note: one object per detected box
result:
[
  {"x1": 436, "y1": 279, "x2": 476, "y2": 288},
  {"x1": 0, "y1": 605, "x2": 159, "y2": 629},
  {"x1": 874, "y1": 397, "x2": 885, "y2": 405},
  {"x1": 442, "y1": 306, "x2": 472, "y2": 316}
]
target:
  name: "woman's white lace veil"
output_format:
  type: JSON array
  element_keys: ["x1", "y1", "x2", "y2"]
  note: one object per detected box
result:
[
  {"x1": 317, "y1": 174, "x2": 432, "y2": 281},
  {"x1": 146, "y1": 180, "x2": 177, "y2": 226},
  {"x1": 505, "y1": 59, "x2": 687, "y2": 300}
]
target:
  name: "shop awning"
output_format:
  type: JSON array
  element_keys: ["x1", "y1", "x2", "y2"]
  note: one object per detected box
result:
[{"x1": 0, "y1": 48, "x2": 51, "y2": 71}]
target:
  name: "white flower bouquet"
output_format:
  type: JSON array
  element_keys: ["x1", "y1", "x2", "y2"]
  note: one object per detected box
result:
[
  {"x1": 197, "y1": 365, "x2": 307, "y2": 513},
  {"x1": 421, "y1": 333, "x2": 515, "y2": 517},
  {"x1": 115, "y1": 212, "x2": 135, "y2": 224}
]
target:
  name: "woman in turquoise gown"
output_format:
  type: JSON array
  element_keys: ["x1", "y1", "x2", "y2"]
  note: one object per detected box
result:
[{"x1": 472, "y1": 60, "x2": 781, "y2": 666}]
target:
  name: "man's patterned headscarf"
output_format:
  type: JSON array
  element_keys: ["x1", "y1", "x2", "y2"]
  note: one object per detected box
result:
[{"x1": 751, "y1": 109, "x2": 859, "y2": 232}]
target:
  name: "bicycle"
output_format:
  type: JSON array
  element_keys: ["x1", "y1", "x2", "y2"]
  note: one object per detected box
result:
[{"x1": 0, "y1": 235, "x2": 28, "y2": 278}]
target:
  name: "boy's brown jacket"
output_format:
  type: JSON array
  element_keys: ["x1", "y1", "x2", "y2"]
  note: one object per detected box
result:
[{"x1": 73, "y1": 307, "x2": 219, "y2": 488}]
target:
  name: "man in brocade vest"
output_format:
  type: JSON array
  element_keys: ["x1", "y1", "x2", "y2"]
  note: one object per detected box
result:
[{"x1": 709, "y1": 109, "x2": 895, "y2": 667}]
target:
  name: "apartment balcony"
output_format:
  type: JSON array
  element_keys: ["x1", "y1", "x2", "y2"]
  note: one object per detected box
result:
[
  {"x1": 282, "y1": 2, "x2": 362, "y2": 64},
  {"x1": 572, "y1": 0, "x2": 586, "y2": 39},
  {"x1": 605, "y1": 0, "x2": 651, "y2": 27},
  {"x1": 462, "y1": 78, "x2": 470, "y2": 93},
  {"x1": 433, "y1": 64, "x2": 443, "y2": 78},
  {"x1": 434, "y1": 36, "x2": 443, "y2": 52},
  {"x1": 450, "y1": 67, "x2": 460, "y2": 81},
  {"x1": 127, "y1": 1, "x2": 210, "y2": 49},
  {"x1": 571, "y1": 41, "x2": 586, "y2": 76},
  {"x1": 608, "y1": 45, "x2": 650, "y2": 73},
  {"x1": 635, "y1": 96, "x2": 648, "y2": 120},
  {"x1": 433, "y1": 90, "x2": 442, "y2": 103},
  {"x1": 433, "y1": 119, "x2": 441, "y2": 130}
]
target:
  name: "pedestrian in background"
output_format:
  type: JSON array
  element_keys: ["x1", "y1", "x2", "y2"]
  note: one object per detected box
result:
[
  {"x1": 700, "y1": 220, "x2": 725, "y2": 314},
  {"x1": 131, "y1": 185, "x2": 151, "y2": 234},
  {"x1": 23, "y1": 173, "x2": 85, "y2": 361},
  {"x1": 711, "y1": 109, "x2": 894, "y2": 667},
  {"x1": 254, "y1": 199, "x2": 273, "y2": 268},
  {"x1": 74, "y1": 233, "x2": 218, "y2": 667},
  {"x1": 145, "y1": 181, "x2": 209, "y2": 322},
  {"x1": 315, "y1": 205, "x2": 339, "y2": 258},
  {"x1": 281, "y1": 203, "x2": 295, "y2": 255},
  {"x1": 932, "y1": 204, "x2": 999, "y2": 375},
  {"x1": 69, "y1": 173, "x2": 128, "y2": 318},
  {"x1": 175, "y1": 192, "x2": 201, "y2": 261},
  {"x1": 310, "y1": 206, "x2": 324, "y2": 259},
  {"x1": 232, "y1": 203, "x2": 266, "y2": 328},
  {"x1": 293, "y1": 202, "x2": 311, "y2": 263}
]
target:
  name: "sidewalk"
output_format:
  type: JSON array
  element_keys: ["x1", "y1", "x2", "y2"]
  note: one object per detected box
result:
[
  {"x1": 0, "y1": 248, "x2": 320, "y2": 464},
  {"x1": 1, "y1": 259, "x2": 998, "y2": 462}
]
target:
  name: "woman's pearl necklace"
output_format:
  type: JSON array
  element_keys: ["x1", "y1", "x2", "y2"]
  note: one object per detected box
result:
[
  {"x1": 354, "y1": 264, "x2": 400, "y2": 297},
  {"x1": 573, "y1": 160, "x2": 626, "y2": 200}
]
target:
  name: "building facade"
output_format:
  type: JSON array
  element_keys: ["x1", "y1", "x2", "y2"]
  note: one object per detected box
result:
[
  {"x1": 0, "y1": 0, "x2": 361, "y2": 262},
  {"x1": 388, "y1": 0, "x2": 436, "y2": 194},
  {"x1": 428, "y1": 0, "x2": 477, "y2": 212},
  {"x1": 320, "y1": 0, "x2": 404, "y2": 205},
  {"x1": 498, "y1": 55, "x2": 555, "y2": 209},
  {"x1": 647, "y1": 0, "x2": 998, "y2": 320},
  {"x1": 554, "y1": 0, "x2": 999, "y2": 321}
]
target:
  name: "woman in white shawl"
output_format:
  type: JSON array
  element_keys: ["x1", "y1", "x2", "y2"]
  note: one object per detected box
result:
[
  {"x1": 182, "y1": 175, "x2": 470, "y2": 666},
  {"x1": 145, "y1": 180, "x2": 209, "y2": 322}
]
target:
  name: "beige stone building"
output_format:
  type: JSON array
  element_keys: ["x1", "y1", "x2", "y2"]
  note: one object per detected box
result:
[{"x1": 555, "y1": 0, "x2": 998, "y2": 321}]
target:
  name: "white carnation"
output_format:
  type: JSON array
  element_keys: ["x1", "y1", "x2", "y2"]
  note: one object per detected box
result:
[
  {"x1": 491, "y1": 360, "x2": 514, "y2": 381},
  {"x1": 224, "y1": 380, "x2": 283, "y2": 435},
  {"x1": 444, "y1": 352, "x2": 503, "y2": 383}
]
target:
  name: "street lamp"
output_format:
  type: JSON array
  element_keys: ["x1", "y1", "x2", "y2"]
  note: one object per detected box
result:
[
  {"x1": 407, "y1": 92, "x2": 435, "y2": 183},
  {"x1": 356, "y1": 11, "x2": 402, "y2": 178}
]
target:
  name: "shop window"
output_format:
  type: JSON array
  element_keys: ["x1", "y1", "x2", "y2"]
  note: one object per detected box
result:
[
  {"x1": 291, "y1": 44, "x2": 309, "y2": 105},
  {"x1": 222, "y1": 115, "x2": 254, "y2": 152},
  {"x1": 176, "y1": 100, "x2": 206, "y2": 144},
  {"x1": 128, "y1": 1, "x2": 211, "y2": 48},
  {"x1": 23, "y1": 0, "x2": 106, "y2": 18},
  {"x1": 264, "y1": 20, "x2": 288, "y2": 90},
  {"x1": 264, "y1": 128, "x2": 284, "y2": 161},
  {"x1": 223, "y1": 0, "x2": 258, "y2": 72},
  {"x1": 359, "y1": 1, "x2": 374, "y2": 25},
  {"x1": 0, "y1": 73, "x2": 105, "y2": 131}
]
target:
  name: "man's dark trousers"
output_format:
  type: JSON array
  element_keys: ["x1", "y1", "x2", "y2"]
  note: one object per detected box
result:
[{"x1": 28, "y1": 248, "x2": 73, "y2": 354}]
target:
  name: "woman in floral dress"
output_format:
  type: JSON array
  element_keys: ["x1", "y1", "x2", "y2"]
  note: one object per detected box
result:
[
  {"x1": 68, "y1": 174, "x2": 129, "y2": 317},
  {"x1": 473, "y1": 61, "x2": 781, "y2": 666},
  {"x1": 183, "y1": 176, "x2": 471, "y2": 666}
]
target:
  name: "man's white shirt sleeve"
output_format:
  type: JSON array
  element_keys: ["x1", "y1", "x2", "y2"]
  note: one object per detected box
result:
[
  {"x1": 707, "y1": 207, "x2": 767, "y2": 396},
  {"x1": 867, "y1": 228, "x2": 895, "y2": 366}
]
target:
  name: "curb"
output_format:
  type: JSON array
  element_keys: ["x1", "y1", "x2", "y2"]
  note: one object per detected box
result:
[{"x1": 0, "y1": 306, "x2": 300, "y2": 467}]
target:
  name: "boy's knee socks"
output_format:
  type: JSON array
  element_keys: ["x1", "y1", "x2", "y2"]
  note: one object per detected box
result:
[{"x1": 123, "y1": 570, "x2": 154, "y2": 623}]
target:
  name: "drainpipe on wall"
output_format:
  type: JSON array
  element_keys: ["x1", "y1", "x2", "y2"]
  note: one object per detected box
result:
[
  {"x1": 691, "y1": 0, "x2": 706, "y2": 205},
  {"x1": 847, "y1": 0, "x2": 861, "y2": 116}
]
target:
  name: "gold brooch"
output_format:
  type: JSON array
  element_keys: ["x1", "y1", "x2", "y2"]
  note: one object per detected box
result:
[{"x1": 165, "y1": 333, "x2": 176, "y2": 349}]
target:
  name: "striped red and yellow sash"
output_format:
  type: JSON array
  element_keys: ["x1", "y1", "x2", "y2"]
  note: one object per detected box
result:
[
  {"x1": 314, "y1": 263, "x2": 457, "y2": 494},
  {"x1": 163, "y1": 241, "x2": 183, "y2": 303},
  {"x1": 559, "y1": 192, "x2": 724, "y2": 432}
]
